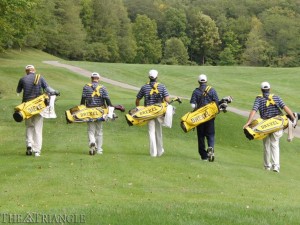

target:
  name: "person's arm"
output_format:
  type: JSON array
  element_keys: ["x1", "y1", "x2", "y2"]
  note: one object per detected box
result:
[
  {"x1": 16, "y1": 79, "x2": 23, "y2": 94},
  {"x1": 164, "y1": 96, "x2": 170, "y2": 103},
  {"x1": 135, "y1": 98, "x2": 141, "y2": 107},
  {"x1": 104, "y1": 97, "x2": 113, "y2": 107},
  {"x1": 283, "y1": 105, "x2": 295, "y2": 121},
  {"x1": 243, "y1": 110, "x2": 257, "y2": 129}
]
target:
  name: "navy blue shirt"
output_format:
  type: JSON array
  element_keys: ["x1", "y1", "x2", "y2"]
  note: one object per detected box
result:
[
  {"x1": 252, "y1": 92, "x2": 285, "y2": 119},
  {"x1": 136, "y1": 81, "x2": 169, "y2": 106},
  {"x1": 81, "y1": 82, "x2": 109, "y2": 107},
  {"x1": 16, "y1": 73, "x2": 49, "y2": 102},
  {"x1": 190, "y1": 84, "x2": 219, "y2": 109}
]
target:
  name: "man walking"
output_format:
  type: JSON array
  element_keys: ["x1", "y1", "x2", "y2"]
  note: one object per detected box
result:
[
  {"x1": 81, "y1": 72, "x2": 113, "y2": 155},
  {"x1": 243, "y1": 81, "x2": 295, "y2": 172},
  {"x1": 190, "y1": 74, "x2": 219, "y2": 162},
  {"x1": 16, "y1": 65, "x2": 50, "y2": 157},
  {"x1": 135, "y1": 69, "x2": 170, "y2": 157}
]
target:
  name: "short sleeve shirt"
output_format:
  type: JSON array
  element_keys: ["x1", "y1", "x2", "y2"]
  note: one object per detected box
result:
[
  {"x1": 136, "y1": 82, "x2": 169, "y2": 106},
  {"x1": 81, "y1": 82, "x2": 109, "y2": 107},
  {"x1": 252, "y1": 93, "x2": 285, "y2": 119},
  {"x1": 190, "y1": 84, "x2": 219, "y2": 109}
]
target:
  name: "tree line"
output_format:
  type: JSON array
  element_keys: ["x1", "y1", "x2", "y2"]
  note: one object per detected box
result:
[{"x1": 1, "y1": 0, "x2": 299, "y2": 67}]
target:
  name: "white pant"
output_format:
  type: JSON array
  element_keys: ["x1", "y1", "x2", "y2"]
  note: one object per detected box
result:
[
  {"x1": 148, "y1": 118, "x2": 164, "y2": 157},
  {"x1": 87, "y1": 121, "x2": 103, "y2": 152},
  {"x1": 263, "y1": 129, "x2": 283, "y2": 169},
  {"x1": 25, "y1": 114, "x2": 43, "y2": 153}
]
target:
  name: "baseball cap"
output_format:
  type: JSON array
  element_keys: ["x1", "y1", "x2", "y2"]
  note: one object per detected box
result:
[
  {"x1": 198, "y1": 74, "x2": 207, "y2": 83},
  {"x1": 25, "y1": 65, "x2": 35, "y2": 70},
  {"x1": 91, "y1": 72, "x2": 100, "y2": 78},
  {"x1": 149, "y1": 69, "x2": 158, "y2": 79},
  {"x1": 261, "y1": 81, "x2": 270, "y2": 90}
]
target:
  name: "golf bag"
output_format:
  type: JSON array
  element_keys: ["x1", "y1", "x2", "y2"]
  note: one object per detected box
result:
[
  {"x1": 244, "y1": 115, "x2": 290, "y2": 140},
  {"x1": 13, "y1": 88, "x2": 60, "y2": 122},
  {"x1": 125, "y1": 97, "x2": 182, "y2": 126},
  {"x1": 180, "y1": 96, "x2": 233, "y2": 133},
  {"x1": 65, "y1": 104, "x2": 125, "y2": 123}
]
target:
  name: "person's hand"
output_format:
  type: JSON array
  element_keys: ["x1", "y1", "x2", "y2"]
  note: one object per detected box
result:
[{"x1": 243, "y1": 123, "x2": 250, "y2": 129}]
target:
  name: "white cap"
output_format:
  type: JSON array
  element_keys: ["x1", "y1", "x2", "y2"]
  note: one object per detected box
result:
[
  {"x1": 91, "y1": 72, "x2": 100, "y2": 78},
  {"x1": 261, "y1": 81, "x2": 270, "y2": 90},
  {"x1": 149, "y1": 69, "x2": 158, "y2": 79},
  {"x1": 198, "y1": 74, "x2": 207, "y2": 83},
  {"x1": 25, "y1": 65, "x2": 35, "y2": 70}
]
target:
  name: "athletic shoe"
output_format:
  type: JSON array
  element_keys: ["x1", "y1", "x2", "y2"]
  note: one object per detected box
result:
[
  {"x1": 34, "y1": 152, "x2": 40, "y2": 157},
  {"x1": 265, "y1": 167, "x2": 271, "y2": 171},
  {"x1": 207, "y1": 147, "x2": 214, "y2": 162},
  {"x1": 89, "y1": 143, "x2": 96, "y2": 155},
  {"x1": 26, "y1": 146, "x2": 32, "y2": 156},
  {"x1": 273, "y1": 166, "x2": 280, "y2": 173},
  {"x1": 157, "y1": 150, "x2": 164, "y2": 157},
  {"x1": 96, "y1": 150, "x2": 103, "y2": 155}
]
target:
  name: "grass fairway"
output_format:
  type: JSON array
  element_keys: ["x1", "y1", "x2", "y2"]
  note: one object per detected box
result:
[{"x1": 1, "y1": 49, "x2": 300, "y2": 225}]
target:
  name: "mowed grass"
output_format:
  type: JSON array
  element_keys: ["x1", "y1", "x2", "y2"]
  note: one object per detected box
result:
[{"x1": 1, "y1": 49, "x2": 300, "y2": 225}]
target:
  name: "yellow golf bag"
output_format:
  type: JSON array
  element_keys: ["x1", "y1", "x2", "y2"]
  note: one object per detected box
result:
[
  {"x1": 180, "y1": 96, "x2": 233, "y2": 133},
  {"x1": 125, "y1": 97, "x2": 182, "y2": 126},
  {"x1": 13, "y1": 94, "x2": 49, "y2": 122},
  {"x1": 244, "y1": 115, "x2": 289, "y2": 140},
  {"x1": 65, "y1": 104, "x2": 125, "y2": 123}
]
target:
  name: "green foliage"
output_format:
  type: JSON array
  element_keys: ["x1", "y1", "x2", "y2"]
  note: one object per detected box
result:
[
  {"x1": 187, "y1": 9, "x2": 221, "y2": 65},
  {"x1": 242, "y1": 17, "x2": 274, "y2": 66},
  {"x1": 133, "y1": 14, "x2": 162, "y2": 64},
  {"x1": 1, "y1": 0, "x2": 300, "y2": 66},
  {"x1": 162, "y1": 37, "x2": 189, "y2": 65}
]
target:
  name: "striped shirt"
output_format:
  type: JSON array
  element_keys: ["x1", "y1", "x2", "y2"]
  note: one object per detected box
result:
[
  {"x1": 16, "y1": 73, "x2": 49, "y2": 102},
  {"x1": 190, "y1": 84, "x2": 219, "y2": 109},
  {"x1": 81, "y1": 82, "x2": 109, "y2": 107},
  {"x1": 136, "y1": 82, "x2": 169, "y2": 106},
  {"x1": 252, "y1": 93, "x2": 285, "y2": 119}
]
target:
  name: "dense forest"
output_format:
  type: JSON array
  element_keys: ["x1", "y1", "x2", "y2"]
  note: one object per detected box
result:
[{"x1": 1, "y1": 0, "x2": 299, "y2": 67}]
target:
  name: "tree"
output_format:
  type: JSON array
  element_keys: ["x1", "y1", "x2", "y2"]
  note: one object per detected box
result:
[
  {"x1": 219, "y1": 31, "x2": 241, "y2": 65},
  {"x1": 260, "y1": 6, "x2": 300, "y2": 67},
  {"x1": 132, "y1": 14, "x2": 162, "y2": 64},
  {"x1": 187, "y1": 10, "x2": 221, "y2": 65},
  {"x1": 0, "y1": 0, "x2": 37, "y2": 51},
  {"x1": 161, "y1": 7, "x2": 190, "y2": 47},
  {"x1": 242, "y1": 17, "x2": 273, "y2": 66},
  {"x1": 162, "y1": 37, "x2": 189, "y2": 65},
  {"x1": 81, "y1": 0, "x2": 136, "y2": 62}
]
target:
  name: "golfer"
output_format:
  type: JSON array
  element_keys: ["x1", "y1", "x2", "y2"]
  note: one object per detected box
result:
[
  {"x1": 243, "y1": 81, "x2": 295, "y2": 172},
  {"x1": 81, "y1": 72, "x2": 113, "y2": 155},
  {"x1": 16, "y1": 65, "x2": 50, "y2": 157},
  {"x1": 190, "y1": 74, "x2": 219, "y2": 162},
  {"x1": 135, "y1": 69, "x2": 170, "y2": 157}
]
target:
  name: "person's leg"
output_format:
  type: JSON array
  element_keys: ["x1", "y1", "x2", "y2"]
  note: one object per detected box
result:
[
  {"x1": 32, "y1": 115, "x2": 43, "y2": 155},
  {"x1": 263, "y1": 135, "x2": 271, "y2": 170},
  {"x1": 148, "y1": 119, "x2": 157, "y2": 157},
  {"x1": 197, "y1": 124, "x2": 207, "y2": 160},
  {"x1": 88, "y1": 122, "x2": 96, "y2": 155},
  {"x1": 155, "y1": 118, "x2": 164, "y2": 157},
  {"x1": 205, "y1": 119, "x2": 215, "y2": 149},
  {"x1": 95, "y1": 121, "x2": 103, "y2": 154},
  {"x1": 25, "y1": 117, "x2": 34, "y2": 151},
  {"x1": 270, "y1": 130, "x2": 283, "y2": 172}
]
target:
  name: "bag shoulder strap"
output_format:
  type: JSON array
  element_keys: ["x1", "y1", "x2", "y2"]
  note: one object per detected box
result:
[
  {"x1": 34, "y1": 74, "x2": 41, "y2": 85},
  {"x1": 147, "y1": 82, "x2": 160, "y2": 95}
]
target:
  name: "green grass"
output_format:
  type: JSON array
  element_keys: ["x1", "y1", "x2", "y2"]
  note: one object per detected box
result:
[{"x1": 1, "y1": 49, "x2": 300, "y2": 225}]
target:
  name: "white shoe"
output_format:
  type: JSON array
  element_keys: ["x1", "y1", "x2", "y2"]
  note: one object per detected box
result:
[
  {"x1": 157, "y1": 150, "x2": 164, "y2": 157},
  {"x1": 34, "y1": 152, "x2": 41, "y2": 157},
  {"x1": 273, "y1": 166, "x2": 280, "y2": 173},
  {"x1": 96, "y1": 150, "x2": 103, "y2": 155}
]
